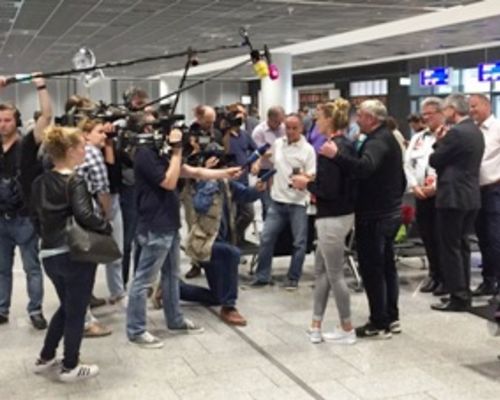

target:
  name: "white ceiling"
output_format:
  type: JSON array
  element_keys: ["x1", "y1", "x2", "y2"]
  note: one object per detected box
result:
[{"x1": 0, "y1": 0, "x2": 494, "y2": 80}]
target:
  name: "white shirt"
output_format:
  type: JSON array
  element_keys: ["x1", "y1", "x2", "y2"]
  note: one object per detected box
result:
[
  {"x1": 404, "y1": 129, "x2": 437, "y2": 189},
  {"x1": 251, "y1": 121, "x2": 285, "y2": 170},
  {"x1": 270, "y1": 136, "x2": 316, "y2": 206},
  {"x1": 479, "y1": 115, "x2": 500, "y2": 186}
]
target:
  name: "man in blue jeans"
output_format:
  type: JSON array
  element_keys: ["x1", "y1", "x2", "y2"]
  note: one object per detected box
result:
[
  {"x1": 0, "y1": 75, "x2": 52, "y2": 329},
  {"x1": 181, "y1": 177, "x2": 265, "y2": 325},
  {"x1": 250, "y1": 114, "x2": 316, "y2": 290},
  {"x1": 126, "y1": 128, "x2": 241, "y2": 349}
]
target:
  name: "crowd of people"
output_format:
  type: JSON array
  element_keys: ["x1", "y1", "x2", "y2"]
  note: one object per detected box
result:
[{"x1": 0, "y1": 75, "x2": 499, "y2": 382}]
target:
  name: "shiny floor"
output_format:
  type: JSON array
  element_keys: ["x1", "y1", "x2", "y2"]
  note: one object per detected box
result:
[{"x1": 2, "y1": 250, "x2": 500, "y2": 400}]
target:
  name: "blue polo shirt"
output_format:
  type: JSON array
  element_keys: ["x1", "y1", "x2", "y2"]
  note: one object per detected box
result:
[
  {"x1": 228, "y1": 129, "x2": 257, "y2": 184},
  {"x1": 134, "y1": 146, "x2": 181, "y2": 235}
]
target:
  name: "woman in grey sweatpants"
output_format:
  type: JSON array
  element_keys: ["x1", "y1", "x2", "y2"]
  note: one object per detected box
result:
[{"x1": 293, "y1": 99, "x2": 357, "y2": 344}]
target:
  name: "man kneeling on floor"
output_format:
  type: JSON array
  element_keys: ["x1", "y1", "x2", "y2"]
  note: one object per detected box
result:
[{"x1": 181, "y1": 166, "x2": 265, "y2": 326}]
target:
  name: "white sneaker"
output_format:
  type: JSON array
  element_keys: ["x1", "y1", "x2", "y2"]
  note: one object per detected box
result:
[
  {"x1": 59, "y1": 364, "x2": 99, "y2": 383},
  {"x1": 168, "y1": 318, "x2": 204, "y2": 335},
  {"x1": 323, "y1": 328, "x2": 357, "y2": 345},
  {"x1": 129, "y1": 331, "x2": 164, "y2": 349},
  {"x1": 306, "y1": 327, "x2": 323, "y2": 344},
  {"x1": 389, "y1": 320, "x2": 402, "y2": 334},
  {"x1": 33, "y1": 357, "x2": 59, "y2": 374}
]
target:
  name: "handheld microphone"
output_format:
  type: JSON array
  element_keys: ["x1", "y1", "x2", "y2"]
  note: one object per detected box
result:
[
  {"x1": 243, "y1": 143, "x2": 270, "y2": 168},
  {"x1": 264, "y1": 45, "x2": 279, "y2": 81},
  {"x1": 259, "y1": 169, "x2": 277, "y2": 182}
]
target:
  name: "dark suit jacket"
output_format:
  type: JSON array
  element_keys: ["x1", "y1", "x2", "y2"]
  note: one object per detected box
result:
[{"x1": 429, "y1": 118, "x2": 484, "y2": 210}]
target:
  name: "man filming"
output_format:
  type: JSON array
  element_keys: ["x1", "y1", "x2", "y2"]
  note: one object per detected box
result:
[{"x1": 126, "y1": 127, "x2": 241, "y2": 349}]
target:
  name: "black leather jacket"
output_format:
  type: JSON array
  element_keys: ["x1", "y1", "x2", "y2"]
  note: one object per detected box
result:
[{"x1": 31, "y1": 171, "x2": 111, "y2": 249}]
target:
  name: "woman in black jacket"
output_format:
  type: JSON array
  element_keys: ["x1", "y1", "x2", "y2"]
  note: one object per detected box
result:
[
  {"x1": 30, "y1": 126, "x2": 111, "y2": 382},
  {"x1": 292, "y1": 99, "x2": 357, "y2": 345}
]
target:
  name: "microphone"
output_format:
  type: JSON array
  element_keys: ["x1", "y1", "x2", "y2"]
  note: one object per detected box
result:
[
  {"x1": 251, "y1": 50, "x2": 269, "y2": 79},
  {"x1": 264, "y1": 45, "x2": 279, "y2": 80},
  {"x1": 243, "y1": 143, "x2": 270, "y2": 168},
  {"x1": 258, "y1": 168, "x2": 277, "y2": 182}
]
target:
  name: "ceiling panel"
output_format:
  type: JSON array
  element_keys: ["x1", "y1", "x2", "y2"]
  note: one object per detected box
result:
[{"x1": 0, "y1": 0, "x2": 489, "y2": 79}]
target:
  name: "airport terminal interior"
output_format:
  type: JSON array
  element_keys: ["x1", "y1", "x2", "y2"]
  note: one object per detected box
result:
[{"x1": 2, "y1": 0, "x2": 500, "y2": 399}]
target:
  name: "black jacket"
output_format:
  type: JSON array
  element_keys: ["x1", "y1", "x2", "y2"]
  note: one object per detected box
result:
[
  {"x1": 429, "y1": 118, "x2": 484, "y2": 210},
  {"x1": 307, "y1": 136, "x2": 356, "y2": 218},
  {"x1": 31, "y1": 171, "x2": 111, "y2": 249},
  {"x1": 334, "y1": 123, "x2": 406, "y2": 220}
]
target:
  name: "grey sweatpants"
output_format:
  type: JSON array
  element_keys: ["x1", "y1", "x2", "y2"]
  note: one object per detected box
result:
[{"x1": 313, "y1": 214, "x2": 354, "y2": 324}]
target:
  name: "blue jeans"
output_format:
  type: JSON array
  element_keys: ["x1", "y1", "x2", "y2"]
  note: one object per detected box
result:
[
  {"x1": 476, "y1": 183, "x2": 500, "y2": 285},
  {"x1": 106, "y1": 194, "x2": 125, "y2": 299},
  {"x1": 255, "y1": 201, "x2": 308, "y2": 283},
  {"x1": 180, "y1": 241, "x2": 240, "y2": 307},
  {"x1": 355, "y1": 215, "x2": 401, "y2": 329},
  {"x1": 120, "y1": 185, "x2": 140, "y2": 287},
  {"x1": 126, "y1": 230, "x2": 184, "y2": 339},
  {"x1": 0, "y1": 215, "x2": 43, "y2": 317},
  {"x1": 257, "y1": 169, "x2": 273, "y2": 220}
]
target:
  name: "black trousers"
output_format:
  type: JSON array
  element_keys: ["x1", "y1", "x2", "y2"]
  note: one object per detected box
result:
[
  {"x1": 356, "y1": 215, "x2": 401, "y2": 329},
  {"x1": 436, "y1": 208, "x2": 477, "y2": 301},
  {"x1": 475, "y1": 183, "x2": 500, "y2": 285},
  {"x1": 40, "y1": 253, "x2": 97, "y2": 369},
  {"x1": 415, "y1": 197, "x2": 442, "y2": 283}
]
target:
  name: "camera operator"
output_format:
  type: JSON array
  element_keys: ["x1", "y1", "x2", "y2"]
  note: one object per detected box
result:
[
  {"x1": 0, "y1": 74, "x2": 52, "y2": 330},
  {"x1": 179, "y1": 164, "x2": 266, "y2": 326},
  {"x1": 120, "y1": 88, "x2": 154, "y2": 287},
  {"x1": 126, "y1": 127, "x2": 241, "y2": 349}
]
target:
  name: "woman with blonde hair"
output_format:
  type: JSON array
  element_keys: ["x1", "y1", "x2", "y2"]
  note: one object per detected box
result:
[
  {"x1": 31, "y1": 126, "x2": 111, "y2": 382},
  {"x1": 292, "y1": 98, "x2": 357, "y2": 344}
]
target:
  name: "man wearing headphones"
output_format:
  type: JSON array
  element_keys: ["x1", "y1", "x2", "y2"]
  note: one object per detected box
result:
[{"x1": 0, "y1": 75, "x2": 53, "y2": 329}]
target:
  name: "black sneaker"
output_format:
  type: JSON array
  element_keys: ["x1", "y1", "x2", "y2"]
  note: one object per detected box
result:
[
  {"x1": 355, "y1": 322, "x2": 392, "y2": 340},
  {"x1": 0, "y1": 314, "x2": 8, "y2": 325},
  {"x1": 89, "y1": 295, "x2": 106, "y2": 309},
  {"x1": 282, "y1": 279, "x2": 298, "y2": 291},
  {"x1": 472, "y1": 282, "x2": 498, "y2": 297},
  {"x1": 30, "y1": 314, "x2": 48, "y2": 330}
]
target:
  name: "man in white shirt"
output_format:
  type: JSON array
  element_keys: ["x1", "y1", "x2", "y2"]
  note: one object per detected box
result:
[
  {"x1": 405, "y1": 97, "x2": 446, "y2": 295},
  {"x1": 252, "y1": 106, "x2": 285, "y2": 219},
  {"x1": 469, "y1": 93, "x2": 500, "y2": 298},
  {"x1": 250, "y1": 114, "x2": 316, "y2": 290}
]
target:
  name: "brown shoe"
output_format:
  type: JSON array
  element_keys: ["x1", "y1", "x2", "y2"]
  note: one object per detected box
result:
[
  {"x1": 84, "y1": 322, "x2": 112, "y2": 338},
  {"x1": 185, "y1": 264, "x2": 202, "y2": 279},
  {"x1": 220, "y1": 307, "x2": 247, "y2": 326}
]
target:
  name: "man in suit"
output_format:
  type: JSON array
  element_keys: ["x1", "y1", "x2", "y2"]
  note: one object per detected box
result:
[{"x1": 429, "y1": 94, "x2": 485, "y2": 312}]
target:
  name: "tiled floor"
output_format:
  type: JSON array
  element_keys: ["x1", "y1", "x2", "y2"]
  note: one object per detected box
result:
[{"x1": 2, "y1": 251, "x2": 500, "y2": 400}]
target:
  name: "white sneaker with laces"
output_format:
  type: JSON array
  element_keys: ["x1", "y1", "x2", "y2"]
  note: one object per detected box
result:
[
  {"x1": 307, "y1": 327, "x2": 323, "y2": 344},
  {"x1": 129, "y1": 331, "x2": 164, "y2": 349},
  {"x1": 59, "y1": 364, "x2": 99, "y2": 383},
  {"x1": 323, "y1": 328, "x2": 357, "y2": 345},
  {"x1": 33, "y1": 357, "x2": 59, "y2": 374},
  {"x1": 168, "y1": 318, "x2": 204, "y2": 335}
]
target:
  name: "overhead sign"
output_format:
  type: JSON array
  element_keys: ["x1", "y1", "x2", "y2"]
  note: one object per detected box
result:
[
  {"x1": 419, "y1": 67, "x2": 450, "y2": 86},
  {"x1": 478, "y1": 62, "x2": 500, "y2": 82}
]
